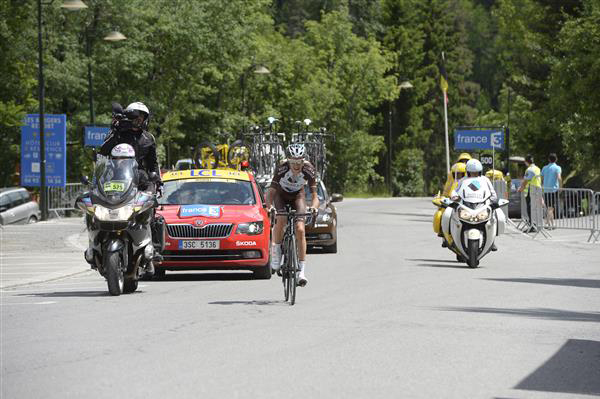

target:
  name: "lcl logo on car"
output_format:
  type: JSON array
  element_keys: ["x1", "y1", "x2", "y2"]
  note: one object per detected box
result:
[{"x1": 236, "y1": 241, "x2": 256, "y2": 246}]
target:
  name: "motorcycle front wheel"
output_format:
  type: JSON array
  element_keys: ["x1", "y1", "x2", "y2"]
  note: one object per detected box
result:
[
  {"x1": 467, "y1": 239, "x2": 479, "y2": 268},
  {"x1": 106, "y1": 252, "x2": 124, "y2": 296}
]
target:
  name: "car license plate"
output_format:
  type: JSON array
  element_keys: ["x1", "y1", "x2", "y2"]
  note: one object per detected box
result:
[{"x1": 178, "y1": 240, "x2": 220, "y2": 250}]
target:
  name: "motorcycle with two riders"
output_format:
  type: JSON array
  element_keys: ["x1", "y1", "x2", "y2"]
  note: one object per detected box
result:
[{"x1": 434, "y1": 160, "x2": 508, "y2": 268}]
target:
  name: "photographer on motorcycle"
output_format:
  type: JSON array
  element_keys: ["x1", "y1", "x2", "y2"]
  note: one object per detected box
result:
[
  {"x1": 99, "y1": 102, "x2": 161, "y2": 193},
  {"x1": 95, "y1": 101, "x2": 163, "y2": 273}
]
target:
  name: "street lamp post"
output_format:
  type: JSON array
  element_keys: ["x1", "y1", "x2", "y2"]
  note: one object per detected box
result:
[
  {"x1": 240, "y1": 65, "x2": 270, "y2": 132},
  {"x1": 505, "y1": 87, "x2": 511, "y2": 175},
  {"x1": 62, "y1": 1, "x2": 126, "y2": 126},
  {"x1": 387, "y1": 81, "x2": 413, "y2": 194},
  {"x1": 35, "y1": 0, "x2": 88, "y2": 220},
  {"x1": 37, "y1": 0, "x2": 47, "y2": 220}
]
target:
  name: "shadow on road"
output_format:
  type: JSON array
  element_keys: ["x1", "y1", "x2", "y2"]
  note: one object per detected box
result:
[
  {"x1": 417, "y1": 263, "x2": 469, "y2": 269},
  {"x1": 407, "y1": 258, "x2": 461, "y2": 263},
  {"x1": 208, "y1": 300, "x2": 283, "y2": 306},
  {"x1": 438, "y1": 306, "x2": 600, "y2": 323},
  {"x1": 17, "y1": 291, "x2": 109, "y2": 297},
  {"x1": 483, "y1": 277, "x2": 600, "y2": 289},
  {"x1": 374, "y1": 211, "x2": 431, "y2": 218},
  {"x1": 515, "y1": 339, "x2": 600, "y2": 395},
  {"x1": 153, "y1": 272, "x2": 255, "y2": 282}
]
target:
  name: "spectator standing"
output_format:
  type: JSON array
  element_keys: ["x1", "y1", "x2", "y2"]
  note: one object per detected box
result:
[
  {"x1": 541, "y1": 153, "x2": 562, "y2": 229},
  {"x1": 518, "y1": 155, "x2": 542, "y2": 232}
]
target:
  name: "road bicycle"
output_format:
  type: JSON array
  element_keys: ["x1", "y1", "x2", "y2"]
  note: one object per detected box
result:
[
  {"x1": 243, "y1": 118, "x2": 286, "y2": 178},
  {"x1": 274, "y1": 205, "x2": 314, "y2": 305}
]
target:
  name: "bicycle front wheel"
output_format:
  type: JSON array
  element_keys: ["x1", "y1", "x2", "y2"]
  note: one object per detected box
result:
[{"x1": 282, "y1": 239, "x2": 290, "y2": 301}]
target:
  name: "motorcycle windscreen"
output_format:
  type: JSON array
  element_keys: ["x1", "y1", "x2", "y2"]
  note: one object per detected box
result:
[{"x1": 95, "y1": 158, "x2": 138, "y2": 204}]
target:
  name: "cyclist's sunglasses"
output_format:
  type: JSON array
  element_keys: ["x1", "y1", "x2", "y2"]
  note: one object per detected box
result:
[{"x1": 289, "y1": 158, "x2": 303, "y2": 166}]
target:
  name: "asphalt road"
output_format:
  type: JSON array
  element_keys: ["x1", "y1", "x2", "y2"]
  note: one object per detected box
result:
[{"x1": 1, "y1": 198, "x2": 599, "y2": 399}]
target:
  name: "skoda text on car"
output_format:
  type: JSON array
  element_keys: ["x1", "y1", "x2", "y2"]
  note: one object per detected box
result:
[{"x1": 155, "y1": 169, "x2": 272, "y2": 279}]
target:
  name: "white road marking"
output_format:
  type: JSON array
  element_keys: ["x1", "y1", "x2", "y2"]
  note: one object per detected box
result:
[
  {"x1": 0, "y1": 262, "x2": 86, "y2": 267},
  {"x1": 0, "y1": 266, "x2": 83, "y2": 270},
  {"x1": 0, "y1": 301, "x2": 57, "y2": 306},
  {"x1": 1, "y1": 254, "x2": 80, "y2": 259},
  {"x1": 0, "y1": 284, "x2": 147, "y2": 295}
]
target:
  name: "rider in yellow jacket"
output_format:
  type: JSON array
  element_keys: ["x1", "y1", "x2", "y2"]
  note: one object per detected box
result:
[
  {"x1": 442, "y1": 153, "x2": 471, "y2": 196},
  {"x1": 433, "y1": 153, "x2": 471, "y2": 238}
]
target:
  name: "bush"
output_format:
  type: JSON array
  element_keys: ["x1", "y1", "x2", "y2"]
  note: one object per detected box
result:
[{"x1": 392, "y1": 148, "x2": 425, "y2": 196}]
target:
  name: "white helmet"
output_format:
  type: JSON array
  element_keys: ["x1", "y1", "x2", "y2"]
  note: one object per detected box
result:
[
  {"x1": 111, "y1": 143, "x2": 136, "y2": 159},
  {"x1": 124, "y1": 101, "x2": 150, "y2": 129},
  {"x1": 466, "y1": 159, "x2": 483, "y2": 173},
  {"x1": 287, "y1": 143, "x2": 306, "y2": 158}
]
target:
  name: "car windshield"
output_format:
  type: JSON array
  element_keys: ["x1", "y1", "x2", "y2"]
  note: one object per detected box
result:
[
  {"x1": 159, "y1": 179, "x2": 256, "y2": 205},
  {"x1": 94, "y1": 158, "x2": 137, "y2": 200},
  {"x1": 304, "y1": 183, "x2": 325, "y2": 202}
]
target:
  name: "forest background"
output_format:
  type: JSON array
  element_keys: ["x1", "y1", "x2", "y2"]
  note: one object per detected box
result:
[{"x1": 1, "y1": 0, "x2": 599, "y2": 195}]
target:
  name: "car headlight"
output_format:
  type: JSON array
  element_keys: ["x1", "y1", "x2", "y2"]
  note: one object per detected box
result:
[
  {"x1": 459, "y1": 209, "x2": 471, "y2": 221},
  {"x1": 237, "y1": 221, "x2": 264, "y2": 235},
  {"x1": 320, "y1": 212, "x2": 331, "y2": 223},
  {"x1": 476, "y1": 209, "x2": 490, "y2": 221},
  {"x1": 94, "y1": 204, "x2": 134, "y2": 222}
]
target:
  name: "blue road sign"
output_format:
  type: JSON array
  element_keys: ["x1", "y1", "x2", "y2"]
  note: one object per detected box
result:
[
  {"x1": 454, "y1": 129, "x2": 505, "y2": 150},
  {"x1": 84, "y1": 125, "x2": 110, "y2": 147},
  {"x1": 21, "y1": 114, "x2": 67, "y2": 187}
]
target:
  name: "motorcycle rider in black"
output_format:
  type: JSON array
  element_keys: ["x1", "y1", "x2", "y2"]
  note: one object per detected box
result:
[{"x1": 99, "y1": 102, "x2": 160, "y2": 192}]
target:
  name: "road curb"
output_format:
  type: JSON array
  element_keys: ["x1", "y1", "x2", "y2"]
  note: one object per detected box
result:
[{"x1": 0, "y1": 267, "x2": 92, "y2": 290}]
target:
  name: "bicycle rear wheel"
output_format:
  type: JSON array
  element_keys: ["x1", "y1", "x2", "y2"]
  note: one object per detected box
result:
[{"x1": 289, "y1": 236, "x2": 298, "y2": 305}]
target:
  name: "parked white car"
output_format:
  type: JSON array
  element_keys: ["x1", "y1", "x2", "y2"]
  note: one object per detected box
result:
[{"x1": 0, "y1": 187, "x2": 41, "y2": 225}]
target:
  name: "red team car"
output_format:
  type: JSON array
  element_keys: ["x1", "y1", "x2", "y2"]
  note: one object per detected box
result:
[{"x1": 155, "y1": 169, "x2": 271, "y2": 279}]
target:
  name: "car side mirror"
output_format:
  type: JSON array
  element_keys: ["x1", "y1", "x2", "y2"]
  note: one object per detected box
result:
[
  {"x1": 331, "y1": 193, "x2": 343, "y2": 203},
  {"x1": 81, "y1": 175, "x2": 90, "y2": 186}
]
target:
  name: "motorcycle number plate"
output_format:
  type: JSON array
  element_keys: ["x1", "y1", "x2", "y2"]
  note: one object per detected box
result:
[{"x1": 178, "y1": 240, "x2": 220, "y2": 250}]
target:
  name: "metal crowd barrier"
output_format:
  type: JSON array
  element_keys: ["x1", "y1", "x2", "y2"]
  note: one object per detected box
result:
[
  {"x1": 47, "y1": 183, "x2": 86, "y2": 216},
  {"x1": 492, "y1": 179, "x2": 509, "y2": 219},
  {"x1": 518, "y1": 186, "x2": 599, "y2": 242},
  {"x1": 590, "y1": 192, "x2": 600, "y2": 243}
]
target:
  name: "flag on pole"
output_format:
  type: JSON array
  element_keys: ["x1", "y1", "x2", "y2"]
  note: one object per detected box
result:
[
  {"x1": 439, "y1": 52, "x2": 449, "y2": 103},
  {"x1": 440, "y1": 51, "x2": 451, "y2": 174}
]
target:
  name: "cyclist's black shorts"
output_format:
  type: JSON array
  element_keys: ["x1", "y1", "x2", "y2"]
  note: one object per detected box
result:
[{"x1": 273, "y1": 188, "x2": 307, "y2": 222}]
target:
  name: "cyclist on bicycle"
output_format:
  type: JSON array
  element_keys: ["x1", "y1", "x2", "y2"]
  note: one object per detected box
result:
[{"x1": 266, "y1": 143, "x2": 319, "y2": 287}]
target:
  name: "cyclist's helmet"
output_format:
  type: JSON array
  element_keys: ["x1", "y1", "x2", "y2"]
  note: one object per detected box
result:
[
  {"x1": 124, "y1": 101, "x2": 150, "y2": 130},
  {"x1": 457, "y1": 152, "x2": 472, "y2": 163},
  {"x1": 287, "y1": 143, "x2": 306, "y2": 158},
  {"x1": 110, "y1": 143, "x2": 136, "y2": 159},
  {"x1": 466, "y1": 159, "x2": 483, "y2": 174}
]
